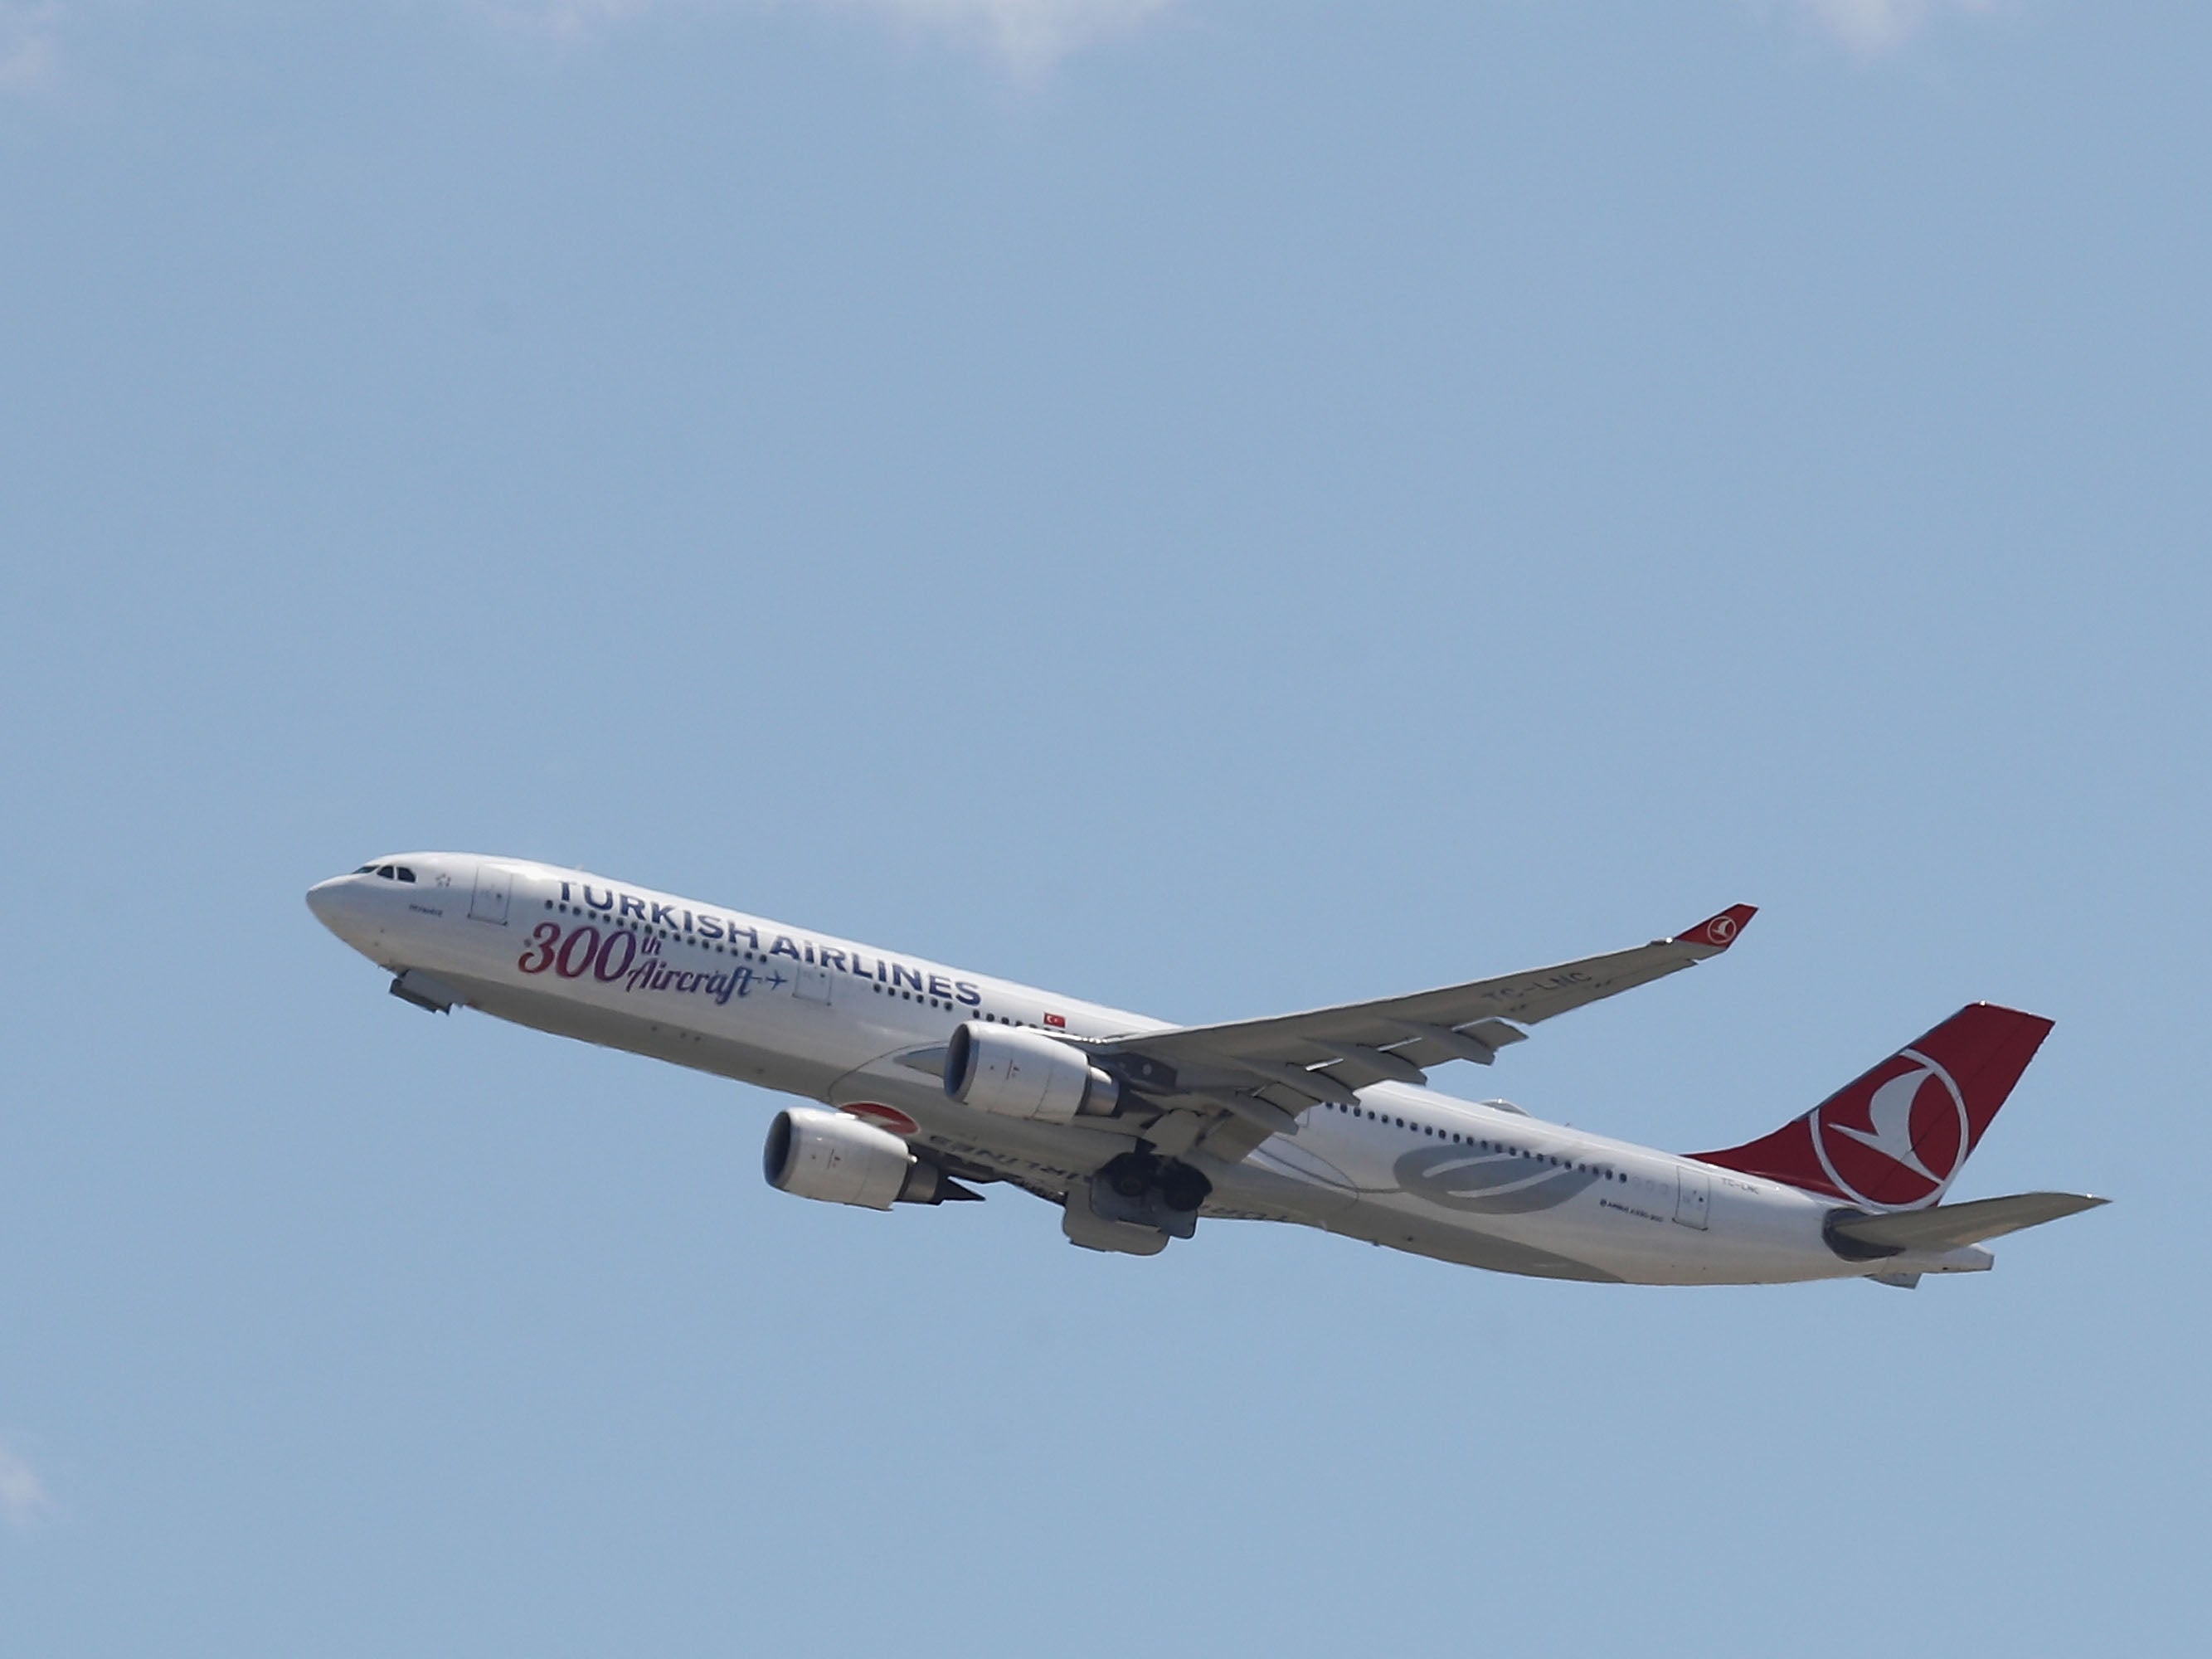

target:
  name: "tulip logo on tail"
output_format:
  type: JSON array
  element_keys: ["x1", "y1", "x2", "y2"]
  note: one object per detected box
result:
[
  {"x1": 1809, "y1": 1048, "x2": 1967, "y2": 1210},
  {"x1": 1690, "y1": 1003, "x2": 2054, "y2": 1209}
]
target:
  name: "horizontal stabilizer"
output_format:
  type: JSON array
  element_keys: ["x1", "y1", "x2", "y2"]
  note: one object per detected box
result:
[{"x1": 1829, "y1": 1191, "x2": 2107, "y2": 1254}]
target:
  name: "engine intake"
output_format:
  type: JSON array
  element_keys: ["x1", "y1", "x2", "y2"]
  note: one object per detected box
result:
[
  {"x1": 943, "y1": 1022, "x2": 1121, "y2": 1125},
  {"x1": 763, "y1": 1107, "x2": 960, "y2": 1209}
]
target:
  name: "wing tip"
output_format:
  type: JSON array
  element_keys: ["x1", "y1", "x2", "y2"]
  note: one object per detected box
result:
[{"x1": 1675, "y1": 902, "x2": 1757, "y2": 951}]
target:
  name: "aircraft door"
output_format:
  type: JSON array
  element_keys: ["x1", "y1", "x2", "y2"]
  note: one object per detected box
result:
[
  {"x1": 468, "y1": 864, "x2": 512, "y2": 926},
  {"x1": 795, "y1": 960, "x2": 831, "y2": 1005},
  {"x1": 1674, "y1": 1165, "x2": 1711, "y2": 1230}
]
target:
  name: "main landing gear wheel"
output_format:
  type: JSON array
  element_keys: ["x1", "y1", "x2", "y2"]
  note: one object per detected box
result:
[
  {"x1": 1097, "y1": 1150, "x2": 1213, "y2": 1214},
  {"x1": 1159, "y1": 1164, "x2": 1211, "y2": 1214}
]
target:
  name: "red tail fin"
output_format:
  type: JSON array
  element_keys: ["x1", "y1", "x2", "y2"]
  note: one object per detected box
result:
[{"x1": 1691, "y1": 1004, "x2": 2054, "y2": 1210}]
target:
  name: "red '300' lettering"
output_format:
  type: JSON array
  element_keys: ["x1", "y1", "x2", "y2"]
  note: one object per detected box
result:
[
  {"x1": 595, "y1": 929, "x2": 638, "y2": 981},
  {"x1": 556, "y1": 926, "x2": 600, "y2": 979},
  {"x1": 518, "y1": 922, "x2": 560, "y2": 974}
]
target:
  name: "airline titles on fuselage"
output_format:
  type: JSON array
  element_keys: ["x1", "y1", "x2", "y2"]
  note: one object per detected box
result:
[{"x1": 516, "y1": 881, "x2": 984, "y2": 1013}]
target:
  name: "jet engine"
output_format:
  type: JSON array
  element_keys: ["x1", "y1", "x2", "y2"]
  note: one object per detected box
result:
[
  {"x1": 943, "y1": 1022, "x2": 1121, "y2": 1125},
  {"x1": 763, "y1": 1107, "x2": 965, "y2": 1209}
]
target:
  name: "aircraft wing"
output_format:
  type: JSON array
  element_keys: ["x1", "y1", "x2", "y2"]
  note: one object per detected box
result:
[{"x1": 1079, "y1": 904, "x2": 1756, "y2": 1159}]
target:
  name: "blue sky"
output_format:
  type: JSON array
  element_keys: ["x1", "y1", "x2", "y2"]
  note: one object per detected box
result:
[{"x1": 2, "y1": 2, "x2": 2207, "y2": 1653}]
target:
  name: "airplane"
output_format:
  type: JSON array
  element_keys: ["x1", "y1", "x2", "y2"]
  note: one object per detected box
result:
[{"x1": 306, "y1": 854, "x2": 2105, "y2": 1288}]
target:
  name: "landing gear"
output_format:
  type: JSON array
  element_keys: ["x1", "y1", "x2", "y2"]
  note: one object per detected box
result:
[
  {"x1": 1091, "y1": 1149, "x2": 1213, "y2": 1238},
  {"x1": 1158, "y1": 1163, "x2": 1211, "y2": 1214},
  {"x1": 1110, "y1": 1160, "x2": 1151, "y2": 1199}
]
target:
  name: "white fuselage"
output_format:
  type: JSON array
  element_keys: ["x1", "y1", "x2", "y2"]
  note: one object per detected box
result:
[{"x1": 308, "y1": 854, "x2": 1986, "y2": 1287}]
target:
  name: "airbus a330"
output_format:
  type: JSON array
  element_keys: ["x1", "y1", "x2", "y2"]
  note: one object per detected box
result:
[{"x1": 307, "y1": 854, "x2": 2103, "y2": 1287}]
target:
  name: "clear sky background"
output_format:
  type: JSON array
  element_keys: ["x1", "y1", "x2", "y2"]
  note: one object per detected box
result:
[{"x1": 2, "y1": 2, "x2": 2207, "y2": 1653}]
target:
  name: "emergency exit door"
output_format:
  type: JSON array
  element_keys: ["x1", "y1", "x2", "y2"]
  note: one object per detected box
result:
[
  {"x1": 467, "y1": 864, "x2": 511, "y2": 926},
  {"x1": 1674, "y1": 1165, "x2": 1711, "y2": 1230},
  {"x1": 794, "y1": 959, "x2": 831, "y2": 1005}
]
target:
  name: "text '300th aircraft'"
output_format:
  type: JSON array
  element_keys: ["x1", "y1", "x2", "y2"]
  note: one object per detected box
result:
[{"x1": 309, "y1": 855, "x2": 2104, "y2": 1288}]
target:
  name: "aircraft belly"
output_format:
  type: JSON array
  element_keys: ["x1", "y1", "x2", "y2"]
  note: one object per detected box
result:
[
  {"x1": 426, "y1": 972, "x2": 840, "y2": 1097},
  {"x1": 1339, "y1": 1209, "x2": 1627, "y2": 1283},
  {"x1": 1463, "y1": 1190, "x2": 1862, "y2": 1284},
  {"x1": 1173, "y1": 1137, "x2": 1354, "y2": 1224}
]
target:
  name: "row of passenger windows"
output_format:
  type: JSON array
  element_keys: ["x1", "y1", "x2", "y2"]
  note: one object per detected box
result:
[
  {"x1": 552, "y1": 900, "x2": 759, "y2": 956},
  {"x1": 357, "y1": 864, "x2": 418, "y2": 883},
  {"x1": 1321, "y1": 1100, "x2": 1628, "y2": 1182},
  {"x1": 874, "y1": 981, "x2": 960, "y2": 1013},
  {"x1": 544, "y1": 899, "x2": 1042, "y2": 1026},
  {"x1": 868, "y1": 982, "x2": 1043, "y2": 1025}
]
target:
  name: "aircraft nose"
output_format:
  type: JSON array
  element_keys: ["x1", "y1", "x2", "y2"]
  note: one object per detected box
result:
[{"x1": 306, "y1": 875, "x2": 356, "y2": 933}]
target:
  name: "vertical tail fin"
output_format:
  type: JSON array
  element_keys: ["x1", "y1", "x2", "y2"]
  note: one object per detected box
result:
[{"x1": 1691, "y1": 1004, "x2": 2054, "y2": 1210}]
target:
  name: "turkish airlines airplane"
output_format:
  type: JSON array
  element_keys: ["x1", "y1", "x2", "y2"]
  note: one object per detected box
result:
[{"x1": 307, "y1": 854, "x2": 2103, "y2": 1288}]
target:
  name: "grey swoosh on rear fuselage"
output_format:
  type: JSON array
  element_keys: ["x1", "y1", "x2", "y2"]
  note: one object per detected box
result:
[{"x1": 1393, "y1": 1146, "x2": 1601, "y2": 1215}]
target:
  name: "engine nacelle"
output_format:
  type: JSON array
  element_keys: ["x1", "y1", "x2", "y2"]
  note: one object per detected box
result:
[
  {"x1": 943, "y1": 1022, "x2": 1120, "y2": 1125},
  {"x1": 763, "y1": 1107, "x2": 954, "y2": 1209}
]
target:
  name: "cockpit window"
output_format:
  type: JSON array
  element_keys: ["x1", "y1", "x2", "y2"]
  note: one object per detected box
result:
[
  {"x1": 355, "y1": 864, "x2": 376, "y2": 874},
  {"x1": 396, "y1": 867, "x2": 416, "y2": 883},
  {"x1": 377, "y1": 864, "x2": 396, "y2": 878}
]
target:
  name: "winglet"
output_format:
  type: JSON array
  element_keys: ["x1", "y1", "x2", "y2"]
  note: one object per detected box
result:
[{"x1": 1674, "y1": 903, "x2": 1757, "y2": 951}]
